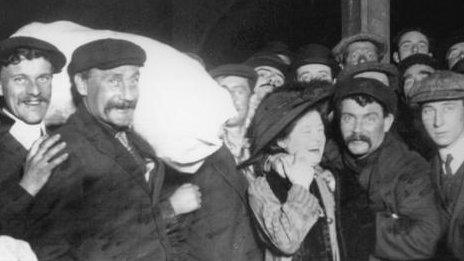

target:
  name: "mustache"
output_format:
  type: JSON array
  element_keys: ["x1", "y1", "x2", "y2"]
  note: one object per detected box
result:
[
  {"x1": 345, "y1": 134, "x2": 372, "y2": 147},
  {"x1": 104, "y1": 100, "x2": 137, "y2": 112},
  {"x1": 22, "y1": 95, "x2": 49, "y2": 103}
]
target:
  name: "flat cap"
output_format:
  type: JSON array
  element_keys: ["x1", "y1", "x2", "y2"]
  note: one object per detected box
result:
[
  {"x1": 68, "y1": 38, "x2": 146, "y2": 76},
  {"x1": 332, "y1": 32, "x2": 388, "y2": 63},
  {"x1": 294, "y1": 43, "x2": 340, "y2": 76},
  {"x1": 398, "y1": 53, "x2": 440, "y2": 74},
  {"x1": 337, "y1": 61, "x2": 399, "y2": 90},
  {"x1": 409, "y1": 70, "x2": 464, "y2": 104},
  {"x1": 334, "y1": 77, "x2": 397, "y2": 115},
  {"x1": 0, "y1": 36, "x2": 66, "y2": 73},
  {"x1": 209, "y1": 64, "x2": 258, "y2": 89},
  {"x1": 244, "y1": 54, "x2": 289, "y2": 76}
]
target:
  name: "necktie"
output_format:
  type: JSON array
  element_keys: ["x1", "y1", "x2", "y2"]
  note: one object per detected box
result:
[
  {"x1": 445, "y1": 154, "x2": 454, "y2": 176},
  {"x1": 115, "y1": 131, "x2": 155, "y2": 188}
]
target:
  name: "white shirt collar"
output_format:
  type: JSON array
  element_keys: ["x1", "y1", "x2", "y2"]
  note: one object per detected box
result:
[
  {"x1": 3, "y1": 109, "x2": 46, "y2": 150},
  {"x1": 439, "y1": 134, "x2": 464, "y2": 175}
]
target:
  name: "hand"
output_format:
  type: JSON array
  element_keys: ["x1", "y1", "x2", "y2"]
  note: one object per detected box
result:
[
  {"x1": 169, "y1": 183, "x2": 201, "y2": 216},
  {"x1": 19, "y1": 134, "x2": 68, "y2": 196},
  {"x1": 271, "y1": 152, "x2": 315, "y2": 188}
]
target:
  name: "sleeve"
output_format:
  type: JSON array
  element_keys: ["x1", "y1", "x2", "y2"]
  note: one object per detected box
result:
[
  {"x1": 374, "y1": 168, "x2": 444, "y2": 260},
  {"x1": 0, "y1": 180, "x2": 34, "y2": 238},
  {"x1": 248, "y1": 176, "x2": 322, "y2": 255}
]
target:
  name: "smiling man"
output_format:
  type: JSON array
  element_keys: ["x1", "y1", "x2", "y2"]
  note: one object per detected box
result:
[
  {"x1": 0, "y1": 36, "x2": 68, "y2": 239},
  {"x1": 332, "y1": 77, "x2": 442, "y2": 261},
  {"x1": 409, "y1": 70, "x2": 464, "y2": 260},
  {"x1": 26, "y1": 38, "x2": 202, "y2": 260}
]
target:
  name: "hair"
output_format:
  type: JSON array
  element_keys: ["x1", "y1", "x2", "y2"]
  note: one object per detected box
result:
[
  {"x1": 392, "y1": 27, "x2": 434, "y2": 53},
  {"x1": 337, "y1": 93, "x2": 390, "y2": 118},
  {"x1": 70, "y1": 69, "x2": 91, "y2": 105},
  {"x1": 0, "y1": 48, "x2": 55, "y2": 71}
]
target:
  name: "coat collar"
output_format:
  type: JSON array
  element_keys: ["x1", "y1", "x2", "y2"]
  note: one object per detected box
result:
[{"x1": 67, "y1": 103, "x2": 158, "y2": 194}]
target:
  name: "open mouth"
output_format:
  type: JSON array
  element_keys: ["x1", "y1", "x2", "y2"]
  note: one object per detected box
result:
[{"x1": 23, "y1": 100, "x2": 45, "y2": 106}]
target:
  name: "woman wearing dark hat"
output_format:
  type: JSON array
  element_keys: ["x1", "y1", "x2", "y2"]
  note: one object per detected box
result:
[{"x1": 245, "y1": 81, "x2": 340, "y2": 261}]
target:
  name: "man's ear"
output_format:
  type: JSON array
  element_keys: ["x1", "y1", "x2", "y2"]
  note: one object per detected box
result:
[
  {"x1": 384, "y1": 113, "x2": 395, "y2": 132},
  {"x1": 393, "y1": 52, "x2": 400, "y2": 63},
  {"x1": 74, "y1": 73, "x2": 88, "y2": 96}
]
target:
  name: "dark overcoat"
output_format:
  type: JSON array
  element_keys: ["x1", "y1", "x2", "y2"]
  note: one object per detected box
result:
[
  {"x1": 0, "y1": 112, "x2": 34, "y2": 239},
  {"x1": 26, "y1": 105, "x2": 176, "y2": 261}
]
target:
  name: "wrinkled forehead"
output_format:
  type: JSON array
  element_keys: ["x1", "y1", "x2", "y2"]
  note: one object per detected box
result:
[
  {"x1": 255, "y1": 65, "x2": 284, "y2": 78},
  {"x1": 297, "y1": 64, "x2": 332, "y2": 74},
  {"x1": 88, "y1": 64, "x2": 141, "y2": 77},
  {"x1": 399, "y1": 31, "x2": 429, "y2": 45},
  {"x1": 354, "y1": 71, "x2": 389, "y2": 86}
]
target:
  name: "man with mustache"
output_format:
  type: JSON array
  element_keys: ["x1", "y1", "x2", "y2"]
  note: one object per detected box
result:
[
  {"x1": 26, "y1": 39, "x2": 201, "y2": 260},
  {"x1": 0, "y1": 36, "x2": 68, "y2": 239},
  {"x1": 331, "y1": 77, "x2": 443, "y2": 260}
]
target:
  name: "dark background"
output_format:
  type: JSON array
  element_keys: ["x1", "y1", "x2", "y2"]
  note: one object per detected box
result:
[{"x1": 1, "y1": 0, "x2": 463, "y2": 68}]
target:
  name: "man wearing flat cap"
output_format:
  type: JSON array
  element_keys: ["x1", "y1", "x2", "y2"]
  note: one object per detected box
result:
[
  {"x1": 294, "y1": 43, "x2": 340, "y2": 84},
  {"x1": 329, "y1": 77, "x2": 442, "y2": 260},
  {"x1": 332, "y1": 32, "x2": 388, "y2": 67},
  {"x1": 409, "y1": 70, "x2": 464, "y2": 260},
  {"x1": 0, "y1": 36, "x2": 69, "y2": 239},
  {"x1": 209, "y1": 63, "x2": 257, "y2": 163},
  {"x1": 26, "y1": 38, "x2": 202, "y2": 260}
]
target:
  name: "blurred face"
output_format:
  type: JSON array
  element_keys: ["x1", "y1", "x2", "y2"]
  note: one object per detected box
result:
[
  {"x1": 421, "y1": 100, "x2": 464, "y2": 148},
  {"x1": 396, "y1": 31, "x2": 430, "y2": 61},
  {"x1": 279, "y1": 111, "x2": 326, "y2": 164},
  {"x1": 296, "y1": 64, "x2": 333, "y2": 83},
  {"x1": 402, "y1": 64, "x2": 434, "y2": 98},
  {"x1": 345, "y1": 41, "x2": 379, "y2": 65},
  {"x1": 340, "y1": 98, "x2": 393, "y2": 158},
  {"x1": 254, "y1": 66, "x2": 285, "y2": 101},
  {"x1": 447, "y1": 42, "x2": 464, "y2": 69},
  {"x1": 215, "y1": 75, "x2": 251, "y2": 126},
  {"x1": 76, "y1": 65, "x2": 140, "y2": 128},
  {"x1": 0, "y1": 57, "x2": 53, "y2": 124}
]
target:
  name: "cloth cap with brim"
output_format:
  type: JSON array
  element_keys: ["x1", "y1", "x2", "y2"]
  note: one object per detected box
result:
[
  {"x1": 0, "y1": 36, "x2": 66, "y2": 73},
  {"x1": 209, "y1": 64, "x2": 258, "y2": 90},
  {"x1": 441, "y1": 32, "x2": 464, "y2": 58},
  {"x1": 294, "y1": 43, "x2": 340, "y2": 76},
  {"x1": 337, "y1": 61, "x2": 399, "y2": 90},
  {"x1": 398, "y1": 53, "x2": 440, "y2": 74},
  {"x1": 244, "y1": 54, "x2": 289, "y2": 76},
  {"x1": 68, "y1": 38, "x2": 146, "y2": 76},
  {"x1": 245, "y1": 81, "x2": 334, "y2": 165},
  {"x1": 334, "y1": 77, "x2": 397, "y2": 115},
  {"x1": 409, "y1": 70, "x2": 464, "y2": 104},
  {"x1": 332, "y1": 32, "x2": 388, "y2": 63}
]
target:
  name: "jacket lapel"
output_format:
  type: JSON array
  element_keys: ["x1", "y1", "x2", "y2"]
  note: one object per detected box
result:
[
  {"x1": 71, "y1": 105, "x2": 151, "y2": 194},
  {"x1": 450, "y1": 163, "x2": 464, "y2": 219}
]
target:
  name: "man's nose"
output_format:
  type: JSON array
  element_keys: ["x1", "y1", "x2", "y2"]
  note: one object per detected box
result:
[
  {"x1": 433, "y1": 111, "x2": 444, "y2": 127},
  {"x1": 26, "y1": 80, "x2": 40, "y2": 96},
  {"x1": 412, "y1": 44, "x2": 419, "y2": 54},
  {"x1": 120, "y1": 82, "x2": 137, "y2": 101}
]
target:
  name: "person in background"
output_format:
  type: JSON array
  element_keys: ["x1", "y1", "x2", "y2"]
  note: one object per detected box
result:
[
  {"x1": 209, "y1": 63, "x2": 257, "y2": 163},
  {"x1": 395, "y1": 53, "x2": 440, "y2": 160},
  {"x1": 409, "y1": 71, "x2": 464, "y2": 260},
  {"x1": 244, "y1": 52, "x2": 289, "y2": 127},
  {"x1": 0, "y1": 36, "x2": 68, "y2": 239},
  {"x1": 443, "y1": 32, "x2": 464, "y2": 73},
  {"x1": 245, "y1": 80, "x2": 339, "y2": 261},
  {"x1": 392, "y1": 28, "x2": 433, "y2": 63},
  {"x1": 293, "y1": 43, "x2": 339, "y2": 84},
  {"x1": 332, "y1": 32, "x2": 388, "y2": 67}
]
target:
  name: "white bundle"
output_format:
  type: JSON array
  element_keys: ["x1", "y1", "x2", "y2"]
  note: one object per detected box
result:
[
  {"x1": 13, "y1": 21, "x2": 235, "y2": 173},
  {"x1": 0, "y1": 236, "x2": 37, "y2": 261}
]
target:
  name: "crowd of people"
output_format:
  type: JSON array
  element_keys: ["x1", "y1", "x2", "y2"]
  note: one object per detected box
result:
[{"x1": 0, "y1": 23, "x2": 464, "y2": 261}]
